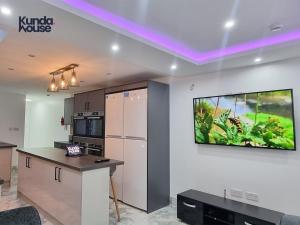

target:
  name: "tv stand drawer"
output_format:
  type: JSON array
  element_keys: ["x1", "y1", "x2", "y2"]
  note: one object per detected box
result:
[
  {"x1": 235, "y1": 214, "x2": 275, "y2": 225},
  {"x1": 177, "y1": 195, "x2": 203, "y2": 225}
]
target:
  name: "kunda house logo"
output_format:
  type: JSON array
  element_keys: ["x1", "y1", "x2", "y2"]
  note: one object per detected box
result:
[{"x1": 19, "y1": 16, "x2": 54, "y2": 32}]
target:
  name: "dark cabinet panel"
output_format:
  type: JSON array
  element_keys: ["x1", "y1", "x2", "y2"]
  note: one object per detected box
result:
[
  {"x1": 74, "y1": 89, "x2": 105, "y2": 113},
  {"x1": 64, "y1": 97, "x2": 74, "y2": 125},
  {"x1": 87, "y1": 89, "x2": 105, "y2": 112},
  {"x1": 74, "y1": 93, "x2": 88, "y2": 113}
]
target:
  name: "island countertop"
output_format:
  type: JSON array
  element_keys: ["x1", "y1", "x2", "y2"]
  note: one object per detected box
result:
[
  {"x1": 0, "y1": 142, "x2": 17, "y2": 149},
  {"x1": 17, "y1": 147, "x2": 123, "y2": 172}
]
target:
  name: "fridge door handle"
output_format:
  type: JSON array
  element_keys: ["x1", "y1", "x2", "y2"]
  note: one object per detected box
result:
[
  {"x1": 106, "y1": 135, "x2": 123, "y2": 138},
  {"x1": 125, "y1": 136, "x2": 147, "y2": 141}
]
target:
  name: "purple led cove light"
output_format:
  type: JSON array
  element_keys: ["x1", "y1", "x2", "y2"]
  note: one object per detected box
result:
[
  {"x1": 63, "y1": 0, "x2": 300, "y2": 64},
  {"x1": 198, "y1": 29, "x2": 300, "y2": 62},
  {"x1": 62, "y1": 0, "x2": 200, "y2": 60}
]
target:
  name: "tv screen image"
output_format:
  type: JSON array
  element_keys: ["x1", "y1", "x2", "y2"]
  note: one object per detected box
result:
[{"x1": 193, "y1": 89, "x2": 296, "y2": 150}]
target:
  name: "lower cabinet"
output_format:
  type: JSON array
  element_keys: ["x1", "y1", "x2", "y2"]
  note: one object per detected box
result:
[
  {"x1": 18, "y1": 153, "x2": 82, "y2": 225},
  {"x1": 177, "y1": 190, "x2": 283, "y2": 225}
]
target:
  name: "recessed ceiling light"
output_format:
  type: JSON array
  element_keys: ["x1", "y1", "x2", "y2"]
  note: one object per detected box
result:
[
  {"x1": 170, "y1": 64, "x2": 178, "y2": 71},
  {"x1": 26, "y1": 99, "x2": 32, "y2": 102},
  {"x1": 28, "y1": 54, "x2": 36, "y2": 58},
  {"x1": 8, "y1": 67, "x2": 14, "y2": 71},
  {"x1": 269, "y1": 23, "x2": 283, "y2": 32},
  {"x1": 1, "y1": 6, "x2": 12, "y2": 16},
  {"x1": 254, "y1": 57, "x2": 262, "y2": 63},
  {"x1": 106, "y1": 72, "x2": 112, "y2": 76},
  {"x1": 111, "y1": 44, "x2": 120, "y2": 52},
  {"x1": 224, "y1": 20, "x2": 235, "y2": 29}
]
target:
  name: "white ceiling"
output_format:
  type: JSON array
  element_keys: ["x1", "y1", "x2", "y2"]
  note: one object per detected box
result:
[{"x1": 0, "y1": 0, "x2": 300, "y2": 98}]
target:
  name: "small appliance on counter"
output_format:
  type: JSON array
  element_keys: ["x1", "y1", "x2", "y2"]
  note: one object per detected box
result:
[{"x1": 73, "y1": 134, "x2": 104, "y2": 157}]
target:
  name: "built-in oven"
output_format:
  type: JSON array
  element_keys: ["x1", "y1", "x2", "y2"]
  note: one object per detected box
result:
[
  {"x1": 73, "y1": 113, "x2": 87, "y2": 137},
  {"x1": 73, "y1": 112, "x2": 104, "y2": 139}
]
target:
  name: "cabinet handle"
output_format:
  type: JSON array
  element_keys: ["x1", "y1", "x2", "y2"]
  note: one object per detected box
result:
[
  {"x1": 25, "y1": 157, "x2": 28, "y2": 168},
  {"x1": 183, "y1": 202, "x2": 196, "y2": 208},
  {"x1": 87, "y1": 102, "x2": 90, "y2": 111},
  {"x1": 58, "y1": 168, "x2": 62, "y2": 182},
  {"x1": 55, "y1": 167, "x2": 58, "y2": 181},
  {"x1": 27, "y1": 157, "x2": 31, "y2": 168}
]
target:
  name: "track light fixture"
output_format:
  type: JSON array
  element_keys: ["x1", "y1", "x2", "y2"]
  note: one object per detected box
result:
[
  {"x1": 47, "y1": 75, "x2": 58, "y2": 92},
  {"x1": 47, "y1": 64, "x2": 79, "y2": 92},
  {"x1": 70, "y1": 68, "x2": 80, "y2": 87},
  {"x1": 58, "y1": 73, "x2": 69, "y2": 90}
]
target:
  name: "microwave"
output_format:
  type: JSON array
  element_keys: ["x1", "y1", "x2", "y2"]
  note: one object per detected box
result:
[{"x1": 73, "y1": 112, "x2": 104, "y2": 138}]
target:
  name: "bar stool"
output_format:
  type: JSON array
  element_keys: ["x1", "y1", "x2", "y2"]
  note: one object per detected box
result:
[{"x1": 110, "y1": 166, "x2": 120, "y2": 222}]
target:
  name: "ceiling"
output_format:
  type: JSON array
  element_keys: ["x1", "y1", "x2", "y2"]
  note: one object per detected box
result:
[{"x1": 0, "y1": 0, "x2": 300, "y2": 98}]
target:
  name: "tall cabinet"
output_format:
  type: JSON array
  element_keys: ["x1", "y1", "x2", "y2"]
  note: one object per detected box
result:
[{"x1": 105, "y1": 81, "x2": 169, "y2": 213}]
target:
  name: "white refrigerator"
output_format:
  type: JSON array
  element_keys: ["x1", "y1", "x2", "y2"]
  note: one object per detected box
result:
[{"x1": 105, "y1": 89, "x2": 148, "y2": 210}]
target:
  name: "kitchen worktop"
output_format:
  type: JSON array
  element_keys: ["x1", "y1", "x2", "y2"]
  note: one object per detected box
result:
[
  {"x1": 0, "y1": 142, "x2": 17, "y2": 149},
  {"x1": 17, "y1": 147, "x2": 123, "y2": 172}
]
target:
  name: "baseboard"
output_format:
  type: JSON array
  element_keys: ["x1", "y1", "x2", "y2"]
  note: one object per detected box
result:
[{"x1": 170, "y1": 196, "x2": 177, "y2": 208}]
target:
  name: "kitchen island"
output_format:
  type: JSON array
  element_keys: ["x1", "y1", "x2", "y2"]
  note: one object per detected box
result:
[
  {"x1": 17, "y1": 148, "x2": 123, "y2": 225},
  {"x1": 0, "y1": 142, "x2": 17, "y2": 183}
]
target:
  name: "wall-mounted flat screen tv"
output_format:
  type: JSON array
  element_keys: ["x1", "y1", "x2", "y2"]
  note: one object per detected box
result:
[{"x1": 193, "y1": 89, "x2": 296, "y2": 150}]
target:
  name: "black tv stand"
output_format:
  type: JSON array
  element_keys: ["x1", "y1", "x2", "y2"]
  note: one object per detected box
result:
[{"x1": 177, "y1": 190, "x2": 283, "y2": 225}]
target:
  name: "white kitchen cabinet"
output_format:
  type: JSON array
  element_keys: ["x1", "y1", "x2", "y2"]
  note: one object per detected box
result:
[
  {"x1": 123, "y1": 139, "x2": 147, "y2": 211},
  {"x1": 104, "y1": 137, "x2": 124, "y2": 201},
  {"x1": 0, "y1": 148, "x2": 12, "y2": 182},
  {"x1": 18, "y1": 153, "x2": 82, "y2": 225},
  {"x1": 105, "y1": 92, "x2": 124, "y2": 137},
  {"x1": 124, "y1": 89, "x2": 147, "y2": 139}
]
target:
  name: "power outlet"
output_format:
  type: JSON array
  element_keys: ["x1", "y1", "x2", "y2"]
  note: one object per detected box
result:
[
  {"x1": 230, "y1": 188, "x2": 243, "y2": 198},
  {"x1": 245, "y1": 192, "x2": 259, "y2": 202}
]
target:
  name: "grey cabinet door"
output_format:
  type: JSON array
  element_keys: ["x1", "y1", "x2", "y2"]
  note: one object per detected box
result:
[
  {"x1": 74, "y1": 93, "x2": 88, "y2": 113},
  {"x1": 64, "y1": 97, "x2": 74, "y2": 125},
  {"x1": 87, "y1": 89, "x2": 105, "y2": 112}
]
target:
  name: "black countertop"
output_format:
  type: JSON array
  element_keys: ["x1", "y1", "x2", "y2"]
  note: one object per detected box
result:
[
  {"x1": 17, "y1": 148, "x2": 123, "y2": 172},
  {"x1": 0, "y1": 142, "x2": 17, "y2": 149},
  {"x1": 178, "y1": 190, "x2": 283, "y2": 225}
]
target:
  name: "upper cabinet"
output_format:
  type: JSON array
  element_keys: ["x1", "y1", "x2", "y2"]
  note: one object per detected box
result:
[
  {"x1": 74, "y1": 89, "x2": 105, "y2": 113},
  {"x1": 74, "y1": 93, "x2": 88, "y2": 113},
  {"x1": 88, "y1": 89, "x2": 105, "y2": 112},
  {"x1": 64, "y1": 97, "x2": 74, "y2": 125}
]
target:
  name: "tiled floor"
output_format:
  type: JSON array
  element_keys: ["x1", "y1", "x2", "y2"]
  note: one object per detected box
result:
[{"x1": 0, "y1": 170, "x2": 184, "y2": 225}]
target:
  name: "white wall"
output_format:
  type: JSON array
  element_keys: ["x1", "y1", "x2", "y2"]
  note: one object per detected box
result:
[
  {"x1": 0, "y1": 92, "x2": 26, "y2": 166},
  {"x1": 24, "y1": 98, "x2": 70, "y2": 148},
  {"x1": 170, "y1": 58, "x2": 300, "y2": 215}
]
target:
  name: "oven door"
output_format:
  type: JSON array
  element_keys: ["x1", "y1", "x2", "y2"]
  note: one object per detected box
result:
[
  {"x1": 87, "y1": 117, "x2": 104, "y2": 138},
  {"x1": 73, "y1": 117, "x2": 88, "y2": 137}
]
